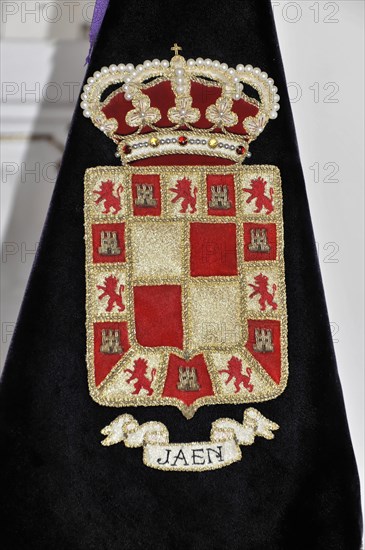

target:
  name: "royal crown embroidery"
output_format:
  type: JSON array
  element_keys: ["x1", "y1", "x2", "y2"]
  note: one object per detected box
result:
[
  {"x1": 83, "y1": 46, "x2": 287, "y2": 471},
  {"x1": 81, "y1": 44, "x2": 280, "y2": 164}
]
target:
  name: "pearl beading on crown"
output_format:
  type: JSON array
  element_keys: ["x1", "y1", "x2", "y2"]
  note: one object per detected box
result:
[{"x1": 80, "y1": 46, "x2": 280, "y2": 164}]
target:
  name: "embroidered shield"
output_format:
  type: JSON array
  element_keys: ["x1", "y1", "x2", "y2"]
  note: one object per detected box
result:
[
  {"x1": 85, "y1": 164, "x2": 287, "y2": 418},
  {"x1": 82, "y1": 47, "x2": 288, "y2": 468}
]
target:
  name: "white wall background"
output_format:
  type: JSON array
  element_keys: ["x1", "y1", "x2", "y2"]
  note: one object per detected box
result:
[
  {"x1": 1, "y1": 0, "x2": 364, "y2": 506},
  {"x1": 271, "y1": 0, "x2": 364, "y2": 508}
]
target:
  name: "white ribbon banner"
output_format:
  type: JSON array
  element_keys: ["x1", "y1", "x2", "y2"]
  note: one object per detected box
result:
[{"x1": 101, "y1": 408, "x2": 279, "y2": 471}]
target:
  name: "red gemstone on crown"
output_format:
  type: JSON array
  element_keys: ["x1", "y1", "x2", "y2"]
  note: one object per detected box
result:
[
  {"x1": 236, "y1": 145, "x2": 245, "y2": 155},
  {"x1": 123, "y1": 144, "x2": 132, "y2": 154},
  {"x1": 178, "y1": 136, "x2": 188, "y2": 146}
]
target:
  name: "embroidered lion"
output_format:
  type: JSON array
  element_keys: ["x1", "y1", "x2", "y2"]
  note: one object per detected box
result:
[
  {"x1": 125, "y1": 358, "x2": 156, "y2": 396},
  {"x1": 243, "y1": 177, "x2": 274, "y2": 214},
  {"x1": 169, "y1": 177, "x2": 197, "y2": 213},
  {"x1": 249, "y1": 273, "x2": 277, "y2": 311},
  {"x1": 97, "y1": 275, "x2": 125, "y2": 312},
  {"x1": 94, "y1": 180, "x2": 123, "y2": 214},
  {"x1": 219, "y1": 357, "x2": 253, "y2": 393}
]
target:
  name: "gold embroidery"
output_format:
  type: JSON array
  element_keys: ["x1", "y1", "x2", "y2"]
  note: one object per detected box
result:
[
  {"x1": 177, "y1": 367, "x2": 200, "y2": 392},
  {"x1": 100, "y1": 329, "x2": 124, "y2": 354},
  {"x1": 98, "y1": 230, "x2": 121, "y2": 255},
  {"x1": 134, "y1": 183, "x2": 158, "y2": 207},
  {"x1": 208, "y1": 185, "x2": 232, "y2": 210},
  {"x1": 249, "y1": 227, "x2": 271, "y2": 252},
  {"x1": 253, "y1": 329, "x2": 274, "y2": 353},
  {"x1": 189, "y1": 281, "x2": 242, "y2": 349},
  {"x1": 85, "y1": 165, "x2": 288, "y2": 419},
  {"x1": 130, "y1": 221, "x2": 184, "y2": 279}
]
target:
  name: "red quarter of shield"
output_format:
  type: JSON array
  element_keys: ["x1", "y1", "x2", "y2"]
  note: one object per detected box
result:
[
  {"x1": 162, "y1": 354, "x2": 214, "y2": 406},
  {"x1": 190, "y1": 222, "x2": 238, "y2": 276},
  {"x1": 133, "y1": 285, "x2": 184, "y2": 349}
]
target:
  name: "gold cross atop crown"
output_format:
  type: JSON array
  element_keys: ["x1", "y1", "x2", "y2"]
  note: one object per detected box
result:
[{"x1": 171, "y1": 43, "x2": 182, "y2": 56}]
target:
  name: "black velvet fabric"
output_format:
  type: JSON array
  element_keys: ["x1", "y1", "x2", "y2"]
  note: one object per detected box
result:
[{"x1": 0, "y1": 1, "x2": 362, "y2": 548}]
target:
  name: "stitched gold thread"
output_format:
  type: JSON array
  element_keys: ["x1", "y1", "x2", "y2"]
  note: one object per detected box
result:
[{"x1": 85, "y1": 165, "x2": 288, "y2": 419}]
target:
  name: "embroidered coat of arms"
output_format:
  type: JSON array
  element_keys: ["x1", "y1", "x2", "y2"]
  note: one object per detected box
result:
[{"x1": 82, "y1": 46, "x2": 288, "y2": 470}]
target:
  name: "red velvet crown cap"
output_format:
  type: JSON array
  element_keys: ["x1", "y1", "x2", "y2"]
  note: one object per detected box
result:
[{"x1": 102, "y1": 80, "x2": 259, "y2": 136}]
